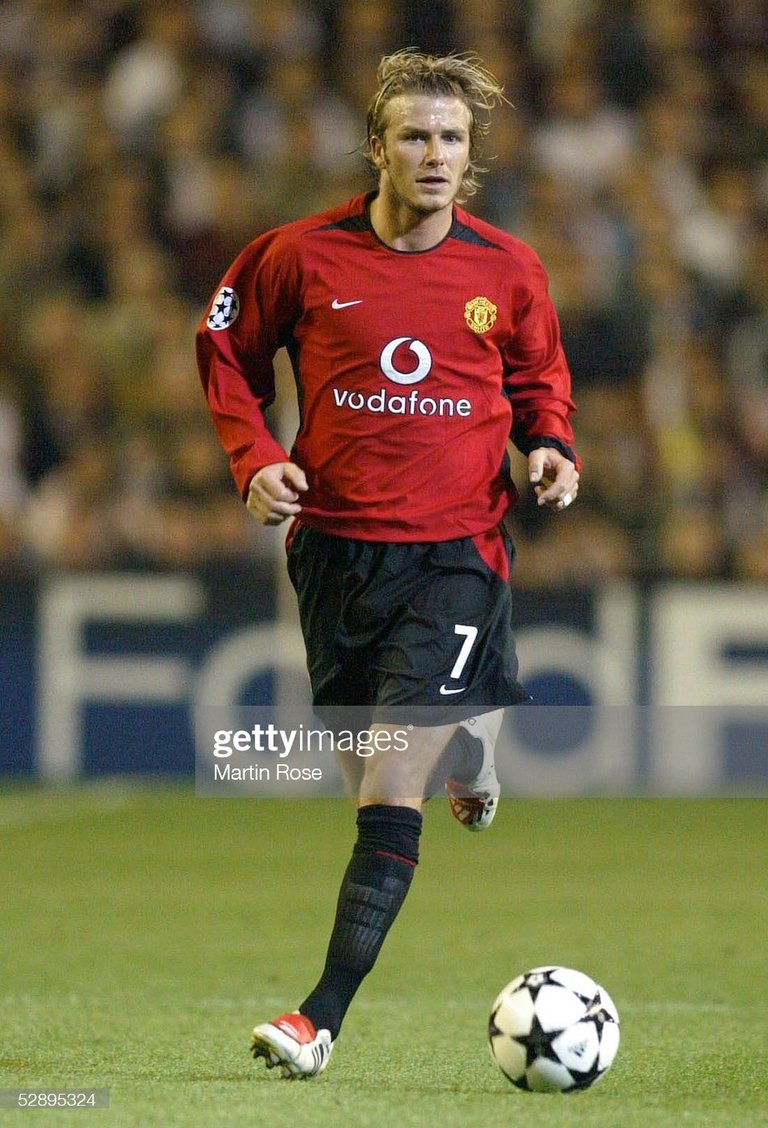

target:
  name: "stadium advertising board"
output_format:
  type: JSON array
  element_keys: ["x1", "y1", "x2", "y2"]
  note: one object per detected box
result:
[{"x1": 1, "y1": 570, "x2": 767, "y2": 793}]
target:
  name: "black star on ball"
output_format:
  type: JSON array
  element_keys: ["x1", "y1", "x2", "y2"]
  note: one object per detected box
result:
[{"x1": 513, "y1": 1013, "x2": 561, "y2": 1068}]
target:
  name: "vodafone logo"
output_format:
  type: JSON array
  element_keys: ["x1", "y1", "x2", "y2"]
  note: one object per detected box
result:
[
  {"x1": 331, "y1": 335, "x2": 472, "y2": 419},
  {"x1": 379, "y1": 337, "x2": 432, "y2": 385}
]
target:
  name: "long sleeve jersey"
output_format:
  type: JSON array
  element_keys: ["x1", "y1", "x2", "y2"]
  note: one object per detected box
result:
[{"x1": 196, "y1": 192, "x2": 581, "y2": 542}]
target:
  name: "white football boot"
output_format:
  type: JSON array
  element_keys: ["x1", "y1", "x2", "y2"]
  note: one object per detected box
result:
[
  {"x1": 250, "y1": 1012, "x2": 334, "y2": 1079},
  {"x1": 446, "y1": 709, "x2": 504, "y2": 831}
]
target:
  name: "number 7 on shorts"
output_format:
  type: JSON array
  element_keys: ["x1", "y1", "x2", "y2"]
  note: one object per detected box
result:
[{"x1": 449, "y1": 624, "x2": 478, "y2": 681}]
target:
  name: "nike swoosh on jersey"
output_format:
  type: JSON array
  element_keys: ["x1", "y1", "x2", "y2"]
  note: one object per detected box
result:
[
  {"x1": 439, "y1": 685, "x2": 467, "y2": 695},
  {"x1": 332, "y1": 298, "x2": 363, "y2": 309}
]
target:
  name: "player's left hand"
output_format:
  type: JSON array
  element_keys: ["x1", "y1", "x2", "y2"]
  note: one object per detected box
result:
[{"x1": 528, "y1": 447, "x2": 579, "y2": 511}]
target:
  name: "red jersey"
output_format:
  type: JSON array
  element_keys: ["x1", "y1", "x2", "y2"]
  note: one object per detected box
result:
[{"x1": 196, "y1": 192, "x2": 580, "y2": 542}]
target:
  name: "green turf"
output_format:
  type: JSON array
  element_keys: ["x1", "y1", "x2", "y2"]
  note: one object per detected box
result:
[{"x1": 0, "y1": 784, "x2": 766, "y2": 1127}]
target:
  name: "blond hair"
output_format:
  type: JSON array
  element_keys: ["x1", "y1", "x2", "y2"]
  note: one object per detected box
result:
[{"x1": 365, "y1": 49, "x2": 508, "y2": 200}]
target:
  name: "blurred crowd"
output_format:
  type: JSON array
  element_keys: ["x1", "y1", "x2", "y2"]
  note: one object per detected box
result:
[{"x1": 0, "y1": 0, "x2": 766, "y2": 583}]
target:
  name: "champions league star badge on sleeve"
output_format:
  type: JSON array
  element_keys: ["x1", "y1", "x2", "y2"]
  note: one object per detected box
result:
[{"x1": 207, "y1": 286, "x2": 240, "y2": 331}]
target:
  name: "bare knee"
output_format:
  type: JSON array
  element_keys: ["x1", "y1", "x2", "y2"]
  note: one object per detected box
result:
[{"x1": 358, "y1": 722, "x2": 457, "y2": 809}]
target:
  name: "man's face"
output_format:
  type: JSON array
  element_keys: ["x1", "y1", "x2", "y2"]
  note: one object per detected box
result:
[{"x1": 371, "y1": 93, "x2": 472, "y2": 215}]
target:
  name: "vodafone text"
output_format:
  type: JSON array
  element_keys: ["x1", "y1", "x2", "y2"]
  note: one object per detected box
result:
[{"x1": 332, "y1": 386, "x2": 472, "y2": 417}]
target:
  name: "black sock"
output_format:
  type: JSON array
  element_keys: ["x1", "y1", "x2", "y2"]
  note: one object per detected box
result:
[
  {"x1": 424, "y1": 724, "x2": 483, "y2": 799},
  {"x1": 300, "y1": 804, "x2": 422, "y2": 1039}
]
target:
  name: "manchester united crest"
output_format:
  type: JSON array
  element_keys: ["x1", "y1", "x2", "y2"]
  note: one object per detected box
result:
[{"x1": 465, "y1": 295, "x2": 497, "y2": 333}]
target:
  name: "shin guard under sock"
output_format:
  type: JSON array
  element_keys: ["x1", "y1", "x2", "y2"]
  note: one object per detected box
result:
[{"x1": 300, "y1": 804, "x2": 422, "y2": 1038}]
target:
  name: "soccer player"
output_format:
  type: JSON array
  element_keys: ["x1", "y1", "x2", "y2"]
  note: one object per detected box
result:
[{"x1": 196, "y1": 49, "x2": 581, "y2": 1079}]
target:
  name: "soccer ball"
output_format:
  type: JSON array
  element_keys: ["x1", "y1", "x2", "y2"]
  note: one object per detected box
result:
[{"x1": 488, "y1": 965, "x2": 620, "y2": 1092}]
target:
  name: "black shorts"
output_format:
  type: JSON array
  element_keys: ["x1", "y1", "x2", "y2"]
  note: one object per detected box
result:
[{"x1": 286, "y1": 523, "x2": 528, "y2": 726}]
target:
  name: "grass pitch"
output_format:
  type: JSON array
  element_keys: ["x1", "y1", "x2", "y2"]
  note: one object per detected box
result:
[{"x1": 0, "y1": 784, "x2": 766, "y2": 1127}]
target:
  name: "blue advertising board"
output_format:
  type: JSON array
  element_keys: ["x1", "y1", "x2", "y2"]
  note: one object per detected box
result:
[{"x1": 1, "y1": 569, "x2": 767, "y2": 794}]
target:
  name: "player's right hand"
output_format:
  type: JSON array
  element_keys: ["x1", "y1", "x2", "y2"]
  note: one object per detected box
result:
[{"x1": 246, "y1": 462, "x2": 308, "y2": 525}]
